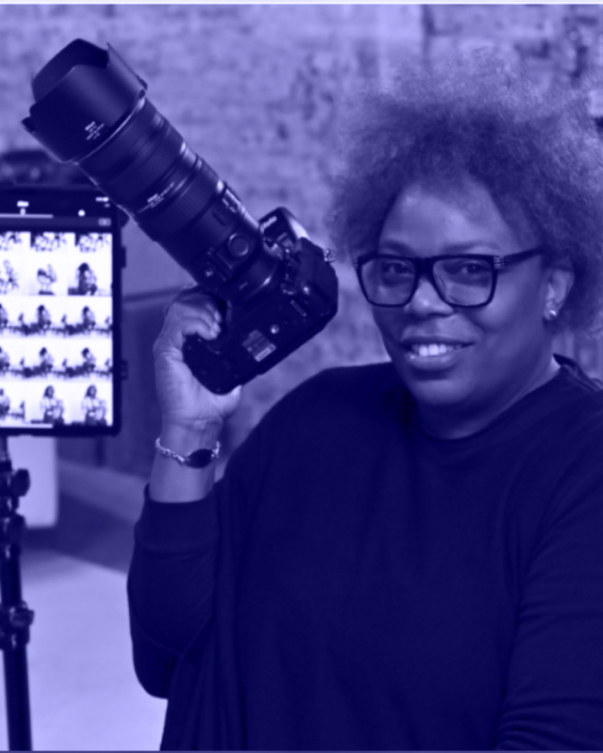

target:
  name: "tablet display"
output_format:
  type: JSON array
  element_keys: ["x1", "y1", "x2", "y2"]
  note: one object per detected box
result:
[{"x1": 0, "y1": 184, "x2": 122, "y2": 435}]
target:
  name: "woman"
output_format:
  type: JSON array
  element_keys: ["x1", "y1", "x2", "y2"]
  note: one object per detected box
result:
[
  {"x1": 35, "y1": 304, "x2": 52, "y2": 332},
  {"x1": 41, "y1": 385, "x2": 64, "y2": 424},
  {"x1": 70, "y1": 262, "x2": 98, "y2": 296},
  {"x1": 80, "y1": 347, "x2": 97, "y2": 374},
  {"x1": 0, "y1": 346, "x2": 10, "y2": 373},
  {"x1": 82, "y1": 384, "x2": 106, "y2": 425},
  {"x1": 0, "y1": 388, "x2": 10, "y2": 419},
  {"x1": 0, "y1": 303, "x2": 9, "y2": 330},
  {"x1": 37, "y1": 346, "x2": 53, "y2": 375},
  {"x1": 128, "y1": 57, "x2": 603, "y2": 749},
  {"x1": 80, "y1": 305, "x2": 96, "y2": 332}
]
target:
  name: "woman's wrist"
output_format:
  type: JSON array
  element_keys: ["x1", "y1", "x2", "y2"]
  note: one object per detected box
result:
[
  {"x1": 149, "y1": 418, "x2": 224, "y2": 503},
  {"x1": 159, "y1": 418, "x2": 223, "y2": 454}
]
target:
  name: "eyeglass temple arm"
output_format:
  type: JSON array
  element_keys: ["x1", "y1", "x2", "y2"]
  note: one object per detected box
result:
[{"x1": 492, "y1": 246, "x2": 546, "y2": 269}]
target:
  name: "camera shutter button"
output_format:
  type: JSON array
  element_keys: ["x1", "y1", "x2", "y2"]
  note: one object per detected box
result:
[{"x1": 227, "y1": 233, "x2": 251, "y2": 258}]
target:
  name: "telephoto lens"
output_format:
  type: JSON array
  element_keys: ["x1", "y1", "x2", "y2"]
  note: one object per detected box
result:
[{"x1": 23, "y1": 39, "x2": 338, "y2": 393}]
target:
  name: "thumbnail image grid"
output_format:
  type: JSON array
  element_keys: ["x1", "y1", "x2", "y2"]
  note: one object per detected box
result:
[
  {"x1": 0, "y1": 380, "x2": 112, "y2": 428},
  {"x1": 0, "y1": 231, "x2": 112, "y2": 296},
  {"x1": 0, "y1": 230, "x2": 114, "y2": 428}
]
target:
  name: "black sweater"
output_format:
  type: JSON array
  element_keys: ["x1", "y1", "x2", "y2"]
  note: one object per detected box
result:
[{"x1": 128, "y1": 355, "x2": 603, "y2": 749}]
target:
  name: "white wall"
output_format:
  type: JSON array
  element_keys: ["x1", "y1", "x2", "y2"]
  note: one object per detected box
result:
[{"x1": 9, "y1": 437, "x2": 57, "y2": 528}]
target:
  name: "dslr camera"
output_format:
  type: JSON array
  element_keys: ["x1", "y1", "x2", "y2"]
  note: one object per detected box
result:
[{"x1": 22, "y1": 39, "x2": 338, "y2": 394}]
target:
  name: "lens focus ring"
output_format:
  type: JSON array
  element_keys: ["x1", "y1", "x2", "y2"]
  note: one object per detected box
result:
[
  {"x1": 135, "y1": 159, "x2": 221, "y2": 238},
  {"x1": 89, "y1": 120, "x2": 186, "y2": 204}
]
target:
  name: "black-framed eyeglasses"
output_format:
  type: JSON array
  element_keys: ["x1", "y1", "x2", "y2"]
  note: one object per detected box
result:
[{"x1": 353, "y1": 246, "x2": 546, "y2": 308}]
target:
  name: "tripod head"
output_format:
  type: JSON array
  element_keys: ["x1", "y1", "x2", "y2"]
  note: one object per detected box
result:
[{"x1": 0, "y1": 436, "x2": 30, "y2": 505}]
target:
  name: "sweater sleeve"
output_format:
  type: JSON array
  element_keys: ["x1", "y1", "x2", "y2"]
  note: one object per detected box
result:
[
  {"x1": 493, "y1": 432, "x2": 603, "y2": 749},
  {"x1": 126, "y1": 486, "x2": 220, "y2": 698},
  {"x1": 126, "y1": 374, "x2": 320, "y2": 699}
]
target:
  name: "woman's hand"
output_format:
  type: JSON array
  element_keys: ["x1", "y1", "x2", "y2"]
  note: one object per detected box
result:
[{"x1": 153, "y1": 287, "x2": 242, "y2": 429}]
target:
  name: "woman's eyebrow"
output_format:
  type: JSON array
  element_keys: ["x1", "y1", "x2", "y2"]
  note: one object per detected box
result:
[{"x1": 377, "y1": 240, "x2": 502, "y2": 254}]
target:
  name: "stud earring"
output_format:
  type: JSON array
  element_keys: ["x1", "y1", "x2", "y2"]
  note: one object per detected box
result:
[{"x1": 547, "y1": 308, "x2": 558, "y2": 320}]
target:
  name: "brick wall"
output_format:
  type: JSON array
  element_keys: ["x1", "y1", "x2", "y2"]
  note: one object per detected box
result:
[{"x1": 0, "y1": 5, "x2": 602, "y2": 477}]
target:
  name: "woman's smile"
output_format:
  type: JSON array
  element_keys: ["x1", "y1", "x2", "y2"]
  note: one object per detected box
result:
[{"x1": 399, "y1": 340, "x2": 474, "y2": 372}]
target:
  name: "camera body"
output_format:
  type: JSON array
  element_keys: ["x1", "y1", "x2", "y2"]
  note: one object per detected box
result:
[
  {"x1": 183, "y1": 207, "x2": 338, "y2": 393},
  {"x1": 22, "y1": 39, "x2": 339, "y2": 393}
]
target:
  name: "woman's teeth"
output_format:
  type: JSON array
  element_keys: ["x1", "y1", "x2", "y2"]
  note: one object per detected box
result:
[{"x1": 410, "y1": 343, "x2": 464, "y2": 357}]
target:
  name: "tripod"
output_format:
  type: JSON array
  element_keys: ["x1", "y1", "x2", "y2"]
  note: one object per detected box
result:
[{"x1": 0, "y1": 436, "x2": 34, "y2": 751}]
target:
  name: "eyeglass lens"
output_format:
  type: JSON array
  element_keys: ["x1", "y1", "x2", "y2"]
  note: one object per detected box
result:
[{"x1": 361, "y1": 256, "x2": 494, "y2": 306}]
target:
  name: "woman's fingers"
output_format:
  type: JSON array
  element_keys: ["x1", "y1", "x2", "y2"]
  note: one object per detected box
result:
[
  {"x1": 155, "y1": 309, "x2": 222, "y2": 356},
  {"x1": 165, "y1": 288, "x2": 223, "y2": 323}
]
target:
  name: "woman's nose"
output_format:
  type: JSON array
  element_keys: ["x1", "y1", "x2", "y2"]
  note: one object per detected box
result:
[{"x1": 403, "y1": 275, "x2": 454, "y2": 316}]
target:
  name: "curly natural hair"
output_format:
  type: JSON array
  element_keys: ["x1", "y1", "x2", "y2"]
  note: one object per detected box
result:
[{"x1": 325, "y1": 53, "x2": 603, "y2": 335}]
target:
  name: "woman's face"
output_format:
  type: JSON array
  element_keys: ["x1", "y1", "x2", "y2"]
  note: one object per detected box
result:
[
  {"x1": 372, "y1": 180, "x2": 573, "y2": 438},
  {"x1": 78, "y1": 269, "x2": 94, "y2": 291}
]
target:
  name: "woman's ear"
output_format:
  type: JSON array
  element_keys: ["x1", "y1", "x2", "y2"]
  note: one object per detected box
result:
[{"x1": 544, "y1": 265, "x2": 574, "y2": 321}]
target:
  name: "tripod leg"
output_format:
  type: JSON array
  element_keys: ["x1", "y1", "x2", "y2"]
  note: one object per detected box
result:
[
  {"x1": 2, "y1": 642, "x2": 32, "y2": 751},
  {"x1": 0, "y1": 511, "x2": 34, "y2": 751},
  {"x1": 0, "y1": 449, "x2": 34, "y2": 751}
]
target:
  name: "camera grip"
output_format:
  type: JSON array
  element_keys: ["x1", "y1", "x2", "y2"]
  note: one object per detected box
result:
[{"x1": 182, "y1": 332, "x2": 241, "y2": 395}]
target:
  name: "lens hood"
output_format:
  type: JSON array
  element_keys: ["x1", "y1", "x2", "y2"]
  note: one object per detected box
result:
[{"x1": 22, "y1": 40, "x2": 146, "y2": 163}]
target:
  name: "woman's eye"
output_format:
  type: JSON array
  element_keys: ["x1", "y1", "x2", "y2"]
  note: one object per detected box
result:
[
  {"x1": 379, "y1": 260, "x2": 413, "y2": 278},
  {"x1": 446, "y1": 260, "x2": 490, "y2": 277},
  {"x1": 461, "y1": 263, "x2": 483, "y2": 274}
]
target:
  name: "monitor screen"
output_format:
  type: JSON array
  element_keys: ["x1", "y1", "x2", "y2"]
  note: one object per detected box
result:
[{"x1": 0, "y1": 184, "x2": 122, "y2": 435}]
